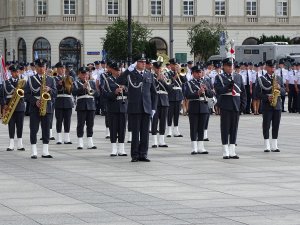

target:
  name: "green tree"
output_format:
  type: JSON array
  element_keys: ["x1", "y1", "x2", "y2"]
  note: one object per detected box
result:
[
  {"x1": 102, "y1": 19, "x2": 152, "y2": 61},
  {"x1": 187, "y1": 20, "x2": 227, "y2": 61},
  {"x1": 257, "y1": 34, "x2": 291, "y2": 44}
]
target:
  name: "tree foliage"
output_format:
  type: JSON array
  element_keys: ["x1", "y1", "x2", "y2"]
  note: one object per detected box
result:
[
  {"x1": 257, "y1": 34, "x2": 291, "y2": 44},
  {"x1": 102, "y1": 19, "x2": 152, "y2": 61},
  {"x1": 187, "y1": 20, "x2": 227, "y2": 61}
]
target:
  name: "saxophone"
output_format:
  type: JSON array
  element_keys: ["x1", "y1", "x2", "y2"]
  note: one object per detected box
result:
[
  {"x1": 2, "y1": 79, "x2": 26, "y2": 125},
  {"x1": 270, "y1": 73, "x2": 281, "y2": 108},
  {"x1": 39, "y1": 73, "x2": 51, "y2": 116}
]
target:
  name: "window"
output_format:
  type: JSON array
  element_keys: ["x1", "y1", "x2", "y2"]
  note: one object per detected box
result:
[
  {"x1": 59, "y1": 37, "x2": 81, "y2": 72},
  {"x1": 246, "y1": 0, "x2": 256, "y2": 16},
  {"x1": 33, "y1": 37, "x2": 51, "y2": 65},
  {"x1": 107, "y1": 0, "x2": 119, "y2": 15},
  {"x1": 20, "y1": 0, "x2": 25, "y2": 16},
  {"x1": 37, "y1": 0, "x2": 47, "y2": 15},
  {"x1": 277, "y1": 1, "x2": 288, "y2": 16},
  {"x1": 64, "y1": 0, "x2": 76, "y2": 15},
  {"x1": 151, "y1": 0, "x2": 162, "y2": 16},
  {"x1": 215, "y1": 0, "x2": 225, "y2": 16},
  {"x1": 18, "y1": 38, "x2": 27, "y2": 63},
  {"x1": 183, "y1": 0, "x2": 194, "y2": 16}
]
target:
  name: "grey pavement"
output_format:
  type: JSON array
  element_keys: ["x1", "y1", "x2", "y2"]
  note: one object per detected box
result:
[{"x1": 1, "y1": 112, "x2": 300, "y2": 225}]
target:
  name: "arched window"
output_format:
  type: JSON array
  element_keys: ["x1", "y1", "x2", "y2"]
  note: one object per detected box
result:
[
  {"x1": 59, "y1": 37, "x2": 81, "y2": 72},
  {"x1": 149, "y1": 37, "x2": 168, "y2": 55},
  {"x1": 18, "y1": 38, "x2": 27, "y2": 63},
  {"x1": 4, "y1": 38, "x2": 8, "y2": 61},
  {"x1": 33, "y1": 37, "x2": 51, "y2": 65},
  {"x1": 242, "y1": 37, "x2": 258, "y2": 45}
]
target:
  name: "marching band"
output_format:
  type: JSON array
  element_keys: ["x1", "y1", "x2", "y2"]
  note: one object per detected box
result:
[{"x1": 1, "y1": 55, "x2": 300, "y2": 162}]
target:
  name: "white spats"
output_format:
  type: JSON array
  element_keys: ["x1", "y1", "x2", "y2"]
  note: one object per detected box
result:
[
  {"x1": 31, "y1": 144, "x2": 37, "y2": 156},
  {"x1": 167, "y1": 126, "x2": 172, "y2": 136},
  {"x1": 174, "y1": 126, "x2": 180, "y2": 136},
  {"x1": 78, "y1": 137, "x2": 83, "y2": 148},
  {"x1": 87, "y1": 137, "x2": 94, "y2": 148},
  {"x1": 50, "y1": 129, "x2": 53, "y2": 138},
  {"x1": 204, "y1": 130, "x2": 208, "y2": 139},
  {"x1": 127, "y1": 131, "x2": 132, "y2": 142},
  {"x1": 42, "y1": 144, "x2": 50, "y2": 156},
  {"x1": 64, "y1": 133, "x2": 71, "y2": 142},
  {"x1": 159, "y1": 135, "x2": 167, "y2": 145},
  {"x1": 152, "y1": 135, "x2": 158, "y2": 146},
  {"x1": 229, "y1": 144, "x2": 237, "y2": 157},
  {"x1": 191, "y1": 141, "x2": 198, "y2": 153},
  {"x1": 9, "y1": 139, "x2": 14, "y2": 149},
  {"x1": 223, "y1": 145, "x2": 229, "y2": 157},
  {"x1": 111, "y1": 143, "x2": 117, "y2": 155},
  {"x1": 197, "y1": 141, "x2": 206, "y2": 153},
  {"x1": 57, "y1": 133, "x2": 62, "y2": 143},
  {"x1": 264, "y1": 139, "x2": 271, "y2": 150},
  {"x1": 271, "y1": 139, "x2": 278, "y2": 150},
  {"x1": 17, "y1": 138, "x2": 23, "y2": 149},
  {"x1": 118, "y1": 143, "x2": 126, "y2": 155}
]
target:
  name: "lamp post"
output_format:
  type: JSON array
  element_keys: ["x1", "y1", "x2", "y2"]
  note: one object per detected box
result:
[{"x1": 127, "y1": 0, "x2": 132, "y2": 66}]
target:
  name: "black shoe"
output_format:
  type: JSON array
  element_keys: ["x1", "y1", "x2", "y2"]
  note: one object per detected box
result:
[
  {"x1": 56, "y1": 142, "x2": 62, "y2": 145},
  {"x1": 158, "y1": 144, "x2": 168, "y2": 148},
  {"x1": 118, "y1": 153, "x2": 127, "y2": 156},
  {"x1": 223, "y1": 156, "x2": 230, "y2": 159},
  {"x1": 282, "y1": 110, "x2": 286, "y2": 112},
  {"x1": 77, "y1": 147, "x2": 83, "y2": 150},
  {"x1": 25, "y1": 113, "x2": 30, "y2": 116},
  {"x1": 42, "y1": 155, "x2": 53, "y2": 158},
  {"x1": 105, "y1": 136, "x2": 110, "y2": 139},
  {"x1": 198, "y1": 151, "x2": 209, "y2": 154},
  {"x1": 230, "y1": 155, "x2": 239, "y2": 159},
  {"x1": 139, "y1": 157, "x2": 151, "y2": 162},
  {"x1": 203, "y1": 138, "x2": 209, "y2": 141},
  {"x1": 110, "y1": 153, "x2": 117, "y2": 157},
  {"x1": 17, "y1": 147, "x2": 25, "y2": 151},
  {"x1": 131, "y1": 158, "x2": 139, "y2": 162},
  {"x1": 127, "y1": 141, "x2": 132, "y2": 143},
  {"x1": 191, "y1": 151, "x2": 198, "y2": 155},
  {"x1": 50, "y1": 137, "x2": 55, "y2": 140},
  {"x1": 6, "y1": 148, "x2": 14, "y2": 151},
  {"x1": 31, "y1": 155, "x2": 37, "y2": 159},
  {"x1": 88, "y1": 146, "x2": 97, "y2": 149},
  {"x1": 166, "y1": 135, "x2": 171, "y2": 138},
  {"x1": 40, "y1": 137, "x2": 43, "y2": 140},
  {"x1": 152, "y1": 145, "x2": 158, "y2": 148},
  {"x1": 264, "y1": 149, "x2": 270, "y2": 152},
  {"x1": 271, "y1": 149, "x2": 280, "y2": 152},
  {"x1": 174, "y1": 134, "x2": 183, "y2": 137},
  {"x1": 64, "y1": 142, "x2": 72, "y2": 144}
]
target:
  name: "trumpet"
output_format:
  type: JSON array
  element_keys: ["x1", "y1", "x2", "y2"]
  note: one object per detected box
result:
[{"x1": 85, "y1": 80, "x2": 94, "y2": 95}]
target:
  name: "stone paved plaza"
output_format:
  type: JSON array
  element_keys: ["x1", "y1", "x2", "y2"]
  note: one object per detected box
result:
[{"x1": 0, "y1": 112, "x2": 300, "y2": 225}]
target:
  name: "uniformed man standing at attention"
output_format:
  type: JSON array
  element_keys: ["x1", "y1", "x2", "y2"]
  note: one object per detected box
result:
[
  {"x1": 256, "y1": 60, "x2": 286, "y2": 152},
  {"x1": 73, "y1": 66, "x2": 97, "y2": 150},
  {"x1": 117, "y1": 54, "x2": 157, "y2": 162},
  {"x1": 214, "y1": 58, "x2": 246, "y2": 159},
  {"x1": 24, "y1": 59, "x2": 57, "y2": 159},
  {"x1": 53, "y1": 62, "x2": 74, "y2": 144},
  {"x1": 185, "y1": 65, "x2": 214, "y2": 155},
  {"x1": 103, "y1": 62, "x2": 128, "y2": 157},
  {"x1": 0, "y1": 65, "x2": 26, "y2": 151}
]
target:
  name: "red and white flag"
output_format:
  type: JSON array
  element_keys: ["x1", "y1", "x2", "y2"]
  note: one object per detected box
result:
[{"x1": 0, "y1": 55, "x2": 8, "y2": 81}]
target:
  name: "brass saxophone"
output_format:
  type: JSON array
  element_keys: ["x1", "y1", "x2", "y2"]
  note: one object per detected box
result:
[
  {"x1": 2, "y1": 79, "x2": 26, "y2": 125},
  {"x1": 39, "y1": 73, "x2": 51, "y2": 116},
  {"x1": 270, "y1": 73, "x2": 281, "y2": 108}
]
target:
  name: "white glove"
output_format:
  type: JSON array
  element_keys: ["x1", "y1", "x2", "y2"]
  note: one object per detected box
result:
[
  {"x1": 128, "y1": 62, "x2": 137, "y2": 72},
  {"x1": 151, "y1": 110, "x2": 156, "y2": 118}
]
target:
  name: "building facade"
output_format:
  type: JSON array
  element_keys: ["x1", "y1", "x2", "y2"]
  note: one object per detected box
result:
[{"x1": 0, "y1": 0, "x2": 300, "y2": 67}]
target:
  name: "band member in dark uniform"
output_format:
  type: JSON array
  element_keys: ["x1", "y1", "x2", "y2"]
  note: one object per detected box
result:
[
  {"x1": 73, "y1": 66, "x2": 97, "y2": 150},
  {"x1": 0, "y1": 65, "x2": 26, "y2": 151},
  {"x1": 24, "y1": 59, "x2": 57, "y2": 159},
  {"x1": 214, "y1": 58, "x2": 246, "y2": 159},
  {"x1": 166, "y1": 58, "x2": 186, "y2": 137},
  {"x1": 117, "y1": 54, "x2": 157, "y2": 162},
  {"x1": 185, "y1": 65, "x2": 214, "y2": 154},
  {"x1": 151, "y1": 61, "x2": 172, "y2": 148},
  {"x1": 53, "y1": 62, "x2": 74, "y2": 144},
  {"x1": 103, "y1": 62, "x2": 128, "y2": 156},
  {"x1": 256, "y1": 60, "x2": 285, "y2": 152}
]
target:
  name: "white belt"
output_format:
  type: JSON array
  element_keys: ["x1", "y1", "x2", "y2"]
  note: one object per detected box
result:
[
  {"x1": 6, "y1": 95, "x2": 12, "y2": 98},
  {"x1": 172, "y1": 87, "x2": 182, "y2": 90},
  {"x1": 57, "y1": 94, "x2": 72, "y2": 98},
  {"x1": 34, "y1": 96, "x2": 41, "y2": 99},
  {"x1": 222, "y1": 92, "x2": 241, "y2": 96},
  {"x1": 116, "y1": 96, "x2": 127, "y2": 100},
  {"x1": 189, "y1": 97, "x2": 206, "y2": 101},
  {"x1": 77, "y1": 95, "x2": 94, "y2": 100},
  {"x1": 157, "y1": 90, "x2": 168, "y2": 95}
]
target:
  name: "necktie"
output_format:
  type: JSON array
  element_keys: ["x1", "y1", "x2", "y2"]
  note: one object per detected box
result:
[
  {"x1": 246, "y1": 71, "x2": 249, "y2": 85},
  {"x1": 280, "y1": 69, "x2": 283, "y2": 78}
]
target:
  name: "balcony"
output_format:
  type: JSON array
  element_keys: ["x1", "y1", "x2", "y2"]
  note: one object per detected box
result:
[
  {"x1": 150, "y1": 16, "x2": 163, "y2": 23},
  {"x1": 277, "y1": 17, "x2": 289, "y2": 23},
  {"x1": 36, "y1": 16, "x2": 46, "y2": 22},
  {"x1": 214, "y1": 16, "x2": 227, "y2": 24},
  {"x1": 63, "y1": 16, "x2": 76, "y2": 22},
  {"x1": 181, "y1": 16, "x2": 195, "y2": 23},
  {"x1": 108, "y1": 16, "x2": 120, "y2": 22},
  {"x1": 246, "y1": 17, "x2": 258, "y2": 23}
]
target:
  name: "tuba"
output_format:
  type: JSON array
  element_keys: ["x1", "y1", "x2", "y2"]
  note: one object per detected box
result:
[
  {"x1": 2, "y1": 79, "x2": 26, "y2": 125},
  {"x1": 39, "y1": 73, "x2": 51, "y2": 116},
  {"x1": 270, "y1": 73, "x2": 281, "y2": 108}
]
